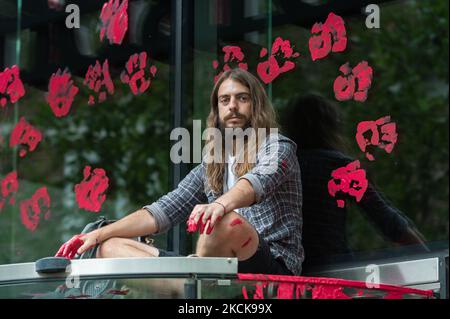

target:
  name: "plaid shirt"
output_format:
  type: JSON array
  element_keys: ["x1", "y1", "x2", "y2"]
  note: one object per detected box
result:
[{"x1": 144, "y1": 133, "x2": 304, "y2": 275}]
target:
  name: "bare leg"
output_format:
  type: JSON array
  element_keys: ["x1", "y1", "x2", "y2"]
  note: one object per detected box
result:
[{"x1": 96, "y1": 237, "x2": 160, "y2": 258}]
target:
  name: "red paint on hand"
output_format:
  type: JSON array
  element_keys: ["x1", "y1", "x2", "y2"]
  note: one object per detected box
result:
[
  {"x1": 100, "y1": 0, "x2": 128, "y2": 45},
  {"x1": 333, "y1": 61, "x2": 373, "y2": 102},
  {"x1": 257, "y1": 37, "x2": 300, "y2": 84},
  {"x1": 0, "y1": 171, "x2": 19, "y2": 211},
  {"x1": 327, "y1": 160, "x2": 368, "y2": 208},
  {"x1": 74, "y1": 166, "x2": 109, "y2": 213},
  {"x1": 213, "y1": 46, "x2": 248, "y2": 83},
  {"x1": 20, "y1": 187, "x2": 51, "y2": 232},
  {"x1": 356, "y1": 116, "x2": 398, "y2": 161},
  {"x1": 309, "y1": 12, "x2": 347, "y2": 61},
  {"x1": 120, "y1": 52, "x2": 157, "y2": 95},
  {"x1": 230, "y1": 218, "x2": 243, "y2": 227},
  {"x1": 55, "y1": 234, "x2": 85, "y2": 259},
  {"x1": 9, "y1": 117, "x2": 43, "y2": 157},
  {"x1": 0, "y1": 65, "x2": 25, "y2": 108},
  {"x1": 83, "y1": 59, "x2": 115, "y2": 105},
  {"x1": 46, "y1": 68, "x2": 79, "y2": 118}
]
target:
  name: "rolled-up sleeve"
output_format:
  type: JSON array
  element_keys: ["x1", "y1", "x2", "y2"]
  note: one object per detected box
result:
[
  {"x1": 143, "y1": 164, "x2": 207, "y2": 234},
  {"x1": 238, "y1": 134, "x2": 298, "y2": 203}
]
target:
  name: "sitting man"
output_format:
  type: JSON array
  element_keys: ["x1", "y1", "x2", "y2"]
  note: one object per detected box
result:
[{"x1": 56, "y1": 68, "x2": 304, "y2": 276}]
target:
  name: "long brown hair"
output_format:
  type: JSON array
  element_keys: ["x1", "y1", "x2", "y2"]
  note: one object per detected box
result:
[{"x1": 205, "y1": 68, "x2": 278, "y2": 193}]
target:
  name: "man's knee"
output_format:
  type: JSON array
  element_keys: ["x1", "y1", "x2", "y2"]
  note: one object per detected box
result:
[
  {"x1": 196, "y1": 212, "x2": 257, "y2": 256},
  {"x1": 97, "y1": 237, "x2": 122, "y2": 258}
]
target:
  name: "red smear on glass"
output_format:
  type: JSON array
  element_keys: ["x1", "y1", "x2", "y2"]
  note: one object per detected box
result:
[
  {"x1": 120, "y1": 52, "x2": 157, "y2": 95},
  {"x1": 74, "y1": 166, "x2": 109, "y2": 213},
  {"x1": 327, "y1": 160, "x2": 368, "y2": 208},
  {"x1": 20, "y1": 187, "x2": 51, "y2": 232},
  {"x1": 334, "y1": 61, "x2": 373, "y2": 102},
  {"x1": 241, "y1": 237, "x2": 252, "y2": 248},
  {"x1": 230, "y1": 218, "x2": 243, "y2": 227},
  {"x1": 0, "y1": 171, "x2": 19, "y2": 211},
  {"x1": 107, "y1": 289, "x2": 130, "y2": 295},
  {"x1": 356, "y1": 116, "x2": 398, "y2": 161},
  {"x1": 46, "y1": 68, "x2": 79, "y2": 118},
  {"x1": 214, "y1": 46, "x2": 248, "y2": 83},
  {"x1": 238, "y1": 274, "x2": 433, "y2": 299},
  {"x1": 257, "y1": 37, "x2": 300, "y2": 84},
  {"x1": 83, "y1": 59, "x2": 115, "y2": 105},
  {"x1": 100, "y1": 0, "x2": 128, "y2": 45},
  {"x1": 309, "y1": 12, "x2": 347, "y2": 61},
  {"x1": 9, "y1": 117, "x2": 43, "y2": 157},
  {"x1": 0, "y1": 65, "x2": 25, "y2": 108}
]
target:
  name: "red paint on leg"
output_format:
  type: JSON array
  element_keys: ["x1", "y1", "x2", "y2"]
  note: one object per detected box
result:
[
  {"x1": 241, "y1": 237, "x2": 252, "y2": 248},
  {"x1": 230, "y1": 218, "x2": 243, "y2": 227}
]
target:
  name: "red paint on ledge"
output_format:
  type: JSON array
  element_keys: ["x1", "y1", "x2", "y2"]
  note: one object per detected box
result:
[{"x1": 237, "y1": 274, "x2": 434, "y2": 299}]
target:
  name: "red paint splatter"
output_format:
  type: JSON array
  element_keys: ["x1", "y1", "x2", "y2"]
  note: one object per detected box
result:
[
  {"x1": 100, "y1": 0, "x2": 128, "y2": 45},
  {"x1": 46, "y1": 68, "x2": 79, "y2": 118},
  {"x1": 0, "y1": 171, "x2": 19, "y2": 211},
  {"x1": 74, "y1": 166, "x2": 109, "y2": 213},
  {"x1": 20, "y1": 187, "x2": 51, "y2": 232},
  {"x1": 309, "y1": 12, "x2": 347, "y2": 61},
  {"x1": 213, "y1": 46, "x2": 249, "y2": 83},
  {"x1": 0, "y1": 65, "x2": 25, "y2": 108},
  {"x1": 238, "y1": 274, "x2": 433, "y2": 299},
  {"x1": 327, "y1": 160, "x2": 368, "y2": 208},
  {"x1": 277, "y1": 283, "x2": 295, "y2": 299},
  {"x1": 241, "y1": 237, "x2": 252, "y2": 248},
  {"x1": 83, "y1": 59, "x2": 115, "y2": 105},
  {"x1": 107, "y1": 289, "x2": 130, "y2": 295},
  {"x1": 9, "y1": 117, "x2": 43, "y2": 157},
  {"x1": 120, "y1": 52, "x2": 157, "y2": 95},
  {"x1": 257, "y1": 37, "x2": 300, "y2": 84},
  {"x1": 356, "y1": 116, "x2": 398, "y2": 161},
  {"x1": 230, "y1": 218, "x2": 243, "y2": 227},
  {"x1": 333, "y1": 61, "x2": 373, "y2": 102},
  {"x1": 55, "y1": 234, "x2": 86, "y2": 259}
]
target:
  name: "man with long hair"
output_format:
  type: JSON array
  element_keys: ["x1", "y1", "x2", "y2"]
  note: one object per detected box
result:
[{"x1": 56, "y1": 68, "x2": 304, "y2": 276}]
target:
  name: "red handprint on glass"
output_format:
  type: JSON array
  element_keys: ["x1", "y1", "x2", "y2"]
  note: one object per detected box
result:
[
  {"x1": 74, "y1": 166, "x2": 109, "y2": 213},
  {"x1": 356, "y1": 116, "x2": 398, "y2": 161},
  {"x1": 83, "y1": 59, "x2": 115, "y2": 105},
  {"x1": 309, "y1": 12, "x2": 347, "y2": 61},
  {"x1": 0, "y1": 171, "x2": 19, "y2": 212},
  {"x1": 213, "y1": 46, "x2": 248, "y2": 83},
  {"x1": 20, "y1": 187, "x2": 51, "y2": 232},
  {"x1": 257, "y1": 37, "x2": 300, "y2": 84},
  {"x1": 327, "y1": 160, "x2": 368, "y2": 208},
  {"x1": 9, "y1": 117, "x2": 43, "y2": 158},
  {"x1": 46, "y1": 68, "x2": 79, "y2": 118},
  {"x1": 100, "y1": 0, "x2": 128, "y2": 45},
  {"x1": 120, "y1": 52, "x2": 157, "y2": 95},
  {"x1": 0, "y1": 65, "x2": 25, "y2": 108},
  {"x1": 333, "y1": 61, "x2": 373, "y2": 102}
]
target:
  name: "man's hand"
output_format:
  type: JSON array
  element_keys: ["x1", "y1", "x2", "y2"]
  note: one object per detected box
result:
[
  {"x1": 187, "y1": 202, "x2": 226, "y2": 235},
  {"x1": 55, "y1": 230, "x2": 101, "y2": 259}
]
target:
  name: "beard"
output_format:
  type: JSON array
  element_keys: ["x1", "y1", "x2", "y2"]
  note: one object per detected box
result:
[{"x1": 218, "y1": 113, "x2": 251, "y2": 133}]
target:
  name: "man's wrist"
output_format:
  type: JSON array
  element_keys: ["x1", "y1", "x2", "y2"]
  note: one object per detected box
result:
[{"x1": 213, "y1": 201, "x2": 228, "y2": 214}]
